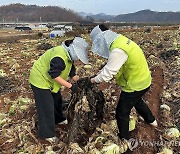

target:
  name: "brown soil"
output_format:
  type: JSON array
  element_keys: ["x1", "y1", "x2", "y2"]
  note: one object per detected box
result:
[{"x1": 126, "y1": 66, "x2": 164, "y2": 154}]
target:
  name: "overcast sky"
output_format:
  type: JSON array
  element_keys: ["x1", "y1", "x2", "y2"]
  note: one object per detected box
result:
[{"x1": 0, "y1": 0, "x2": 179, "y2": 15}]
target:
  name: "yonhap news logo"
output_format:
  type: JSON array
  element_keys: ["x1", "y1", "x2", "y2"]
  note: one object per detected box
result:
[
  {"x1": 128, "y1": 138, "x2": 180, "y2": 151},
  {"x1": 128, "y1": 138, "x2": 139, "y2": 151}
]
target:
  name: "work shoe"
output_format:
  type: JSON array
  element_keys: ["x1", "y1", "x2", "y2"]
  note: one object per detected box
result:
[
  {"x1": 150, "y1": 120, "x2": 158, "y2": 127},
  {"x1": 139, "y1": 116, "x2": 158, "y2": 128},
  {"x1": 45, "y1": 136, "x2": 58, "y2": 144},
  {"x1": 59, "y1": 119, "x2": 68, "y2": 125}
]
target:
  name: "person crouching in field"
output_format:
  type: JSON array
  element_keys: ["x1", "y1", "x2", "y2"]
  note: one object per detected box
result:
[
  {"x1": 90, "y1": 24, "x2": 157, "y2": 152},
  {"x1": 29, "y1": 37, "x2": 88, "y2": 143}
]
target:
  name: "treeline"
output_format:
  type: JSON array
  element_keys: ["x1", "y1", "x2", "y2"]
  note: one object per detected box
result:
[{"x1": 0, "y1": 3, "x2": 82, "y2": 22}]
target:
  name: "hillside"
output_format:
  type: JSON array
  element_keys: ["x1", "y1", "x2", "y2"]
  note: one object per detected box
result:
[
  {"x1": 0, "y1": 3, "x2": 82, "y2": 22},
  {"x1": 78, "y1": 10, "x2": 180, "y2": 23},
  {"x1": 90, "y1": 13, "x2": 115, "y2": 21},
  {"x1": 112, "y1": 10, "x2": 180, "y2": 23},
  {"x1": 1, "y1": 4, "x2": 180, "y2": 23}
]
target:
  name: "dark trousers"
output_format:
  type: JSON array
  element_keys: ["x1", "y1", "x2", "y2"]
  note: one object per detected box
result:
[
  {"x1": 31, "y1": 84, "x2": 66, "y2": 138},
  {"x1": 115, "y1": 87, "x2": 155, "y2": 140}
]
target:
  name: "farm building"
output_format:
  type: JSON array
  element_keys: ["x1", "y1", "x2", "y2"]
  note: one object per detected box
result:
[{"x1": 49, "y1": 25, "x2": 73, "y2": 38}]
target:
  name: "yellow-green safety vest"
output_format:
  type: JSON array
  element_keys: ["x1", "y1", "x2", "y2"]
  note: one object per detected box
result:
[
  {"x1": 29, "y1": 46, "x2": 72, "y2": 93},
  {"x1": 110, "y1": 35, "x2": 151, "y2": 92}
]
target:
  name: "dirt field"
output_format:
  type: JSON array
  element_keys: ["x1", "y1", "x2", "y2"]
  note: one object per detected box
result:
[
  {"x1": 0, "y1": 29, "x2": 49, "y2": 43},
  {"x1": 0, "y1": 27, "x2": 179, "y2": 153}
]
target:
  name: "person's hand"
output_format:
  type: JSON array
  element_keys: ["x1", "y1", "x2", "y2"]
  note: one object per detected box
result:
[
  {"x1": 70, "y1": 83, "x2": 78, "y2": 93},
  {"x1": 90, "y1": 75, "x2": 96, "y2": 83},
  {"x1": 90, "y1": 78, "x2": 95, "y2": 83},
  {"x1": 72, "y1": 75, "x2": 79, "y2": 82}
]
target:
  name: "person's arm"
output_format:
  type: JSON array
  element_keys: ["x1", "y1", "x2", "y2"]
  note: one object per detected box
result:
[
  {"x1": 91, "y1": 48, "x2": 128, "y2": 83},
  {"x1": 48, "y1": 57, "x2": 65, "y2": 78},
  {"x1": 54, "y1": 76, "x2": 72, "y2": 88},
  {"x1": 48, "y1": 57, "x2": 73, "y2": 88},
  {"x1": 69, "y1": 64, "x2": 79, "y2": 82},
  {"x1": 72, "y1": 75, "x2": 79, "y2": 82}
]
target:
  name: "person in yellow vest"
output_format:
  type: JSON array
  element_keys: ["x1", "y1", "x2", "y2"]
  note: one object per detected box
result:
[
  {"x1": 29, "y1": 37, "x2": 88, "y2": 143},
  {"x1": 90, "y1": 24, "x2": 157, "y2": 151}
]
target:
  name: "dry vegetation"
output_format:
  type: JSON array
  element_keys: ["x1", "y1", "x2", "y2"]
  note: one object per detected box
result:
[{"x1": 0, "y1": 26, "x2": 179, "y2": 153}]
